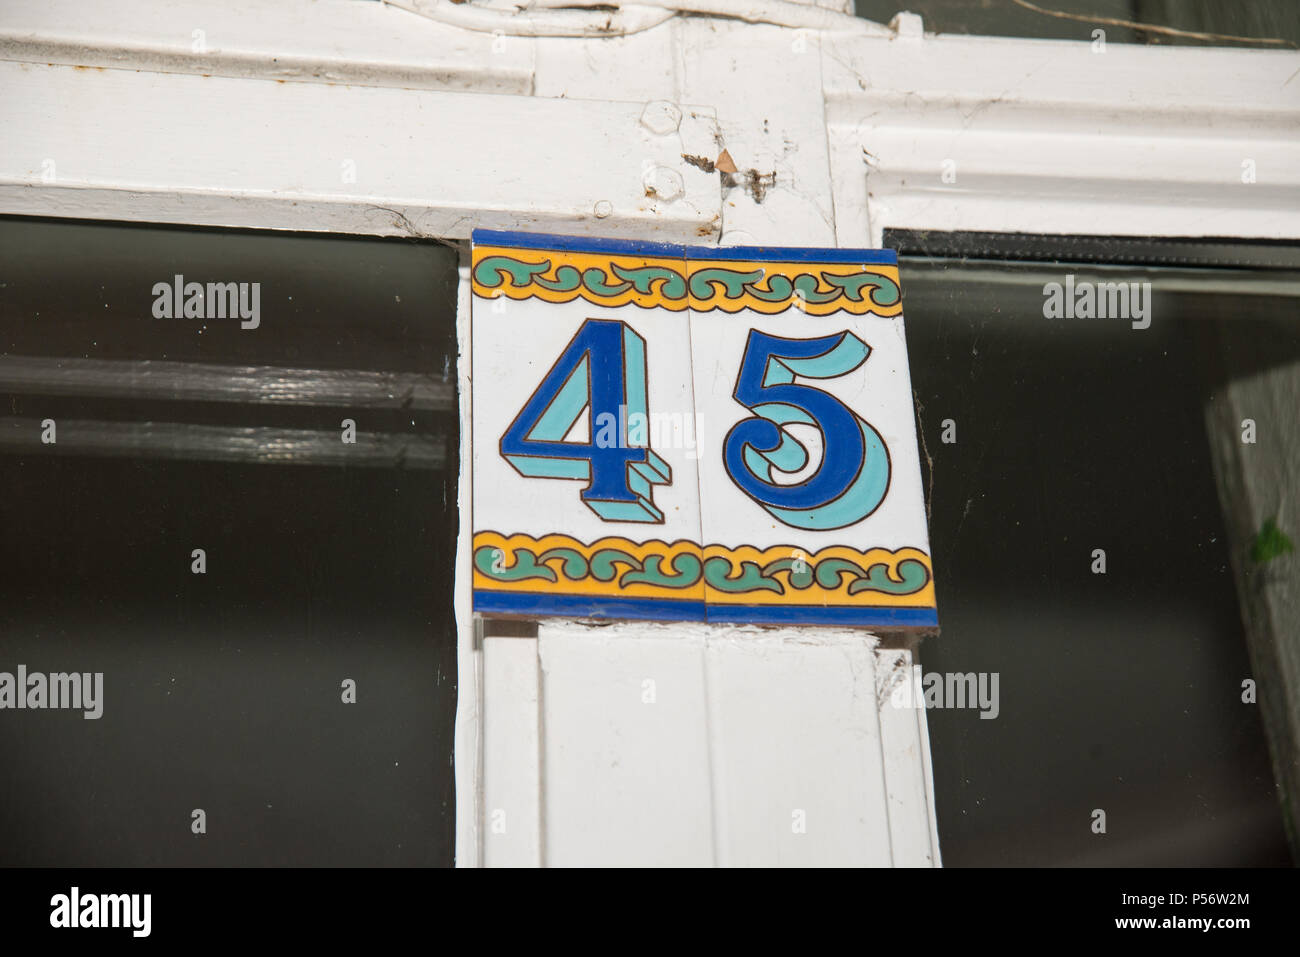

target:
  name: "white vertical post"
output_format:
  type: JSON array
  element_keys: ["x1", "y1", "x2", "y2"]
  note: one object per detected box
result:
[{"x1": 481, "y1": 634, "x2": 543, "y2": 867}]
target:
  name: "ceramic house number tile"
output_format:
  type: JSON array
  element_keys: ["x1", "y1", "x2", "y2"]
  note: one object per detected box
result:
[
  {"x1": 686, "y1": 246, "x2": 937, "y2": 628},
  {"x1": 470, "y1": 230, "x2": 707, "y2": 621},
  {"x1": 470, "y1": 230, "x2": 937, "y2": 629}
]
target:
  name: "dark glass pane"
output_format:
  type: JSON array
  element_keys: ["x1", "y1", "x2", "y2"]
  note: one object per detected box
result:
[
  {"x1": 888, "y1": 231, "x2": 1296, "y2": 865},
  {"x1": 0, "y1": 217, "x2": 459, "y2": 866}
]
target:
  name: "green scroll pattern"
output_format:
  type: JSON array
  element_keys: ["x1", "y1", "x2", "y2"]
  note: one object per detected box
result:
[{"x1": 473, "y1": 544, "x2": 929, "y2": 597}]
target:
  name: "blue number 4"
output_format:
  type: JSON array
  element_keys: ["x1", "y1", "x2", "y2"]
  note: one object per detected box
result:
[
  {"x1": 500, "y1": 318, "x2": 671, "y2": 523},
  {"x1": 723, "y1": 330, "x2": 890, "y2": 530}
]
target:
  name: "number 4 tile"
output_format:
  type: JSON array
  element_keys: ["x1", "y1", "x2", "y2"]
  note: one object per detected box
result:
[{"x1": 470, "y1": 230, "x2": 706, "y2": 622}]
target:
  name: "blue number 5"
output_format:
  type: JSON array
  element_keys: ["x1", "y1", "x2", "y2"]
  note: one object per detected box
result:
[{"x1": 722, "y1": 330, "x2": 890, "y2": 530}]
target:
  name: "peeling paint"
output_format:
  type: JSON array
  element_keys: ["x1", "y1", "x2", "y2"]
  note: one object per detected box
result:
[
  {"x1": 681, "y1": 153, "x2": 716, "y2": 173},
  {"x1": 722, "y1": 167, "x2": 777, "y2": 204}
]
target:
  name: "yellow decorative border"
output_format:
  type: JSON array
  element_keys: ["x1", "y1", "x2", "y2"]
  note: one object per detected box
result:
[
  {"x1": 473, "y1": 531, "x2": 704, "y2": 602},
  {"x1": 473, "y1": 246, "x2": 688, "y2": 312},
  {"x1": 472, "y1": 532, "x2": 934, "y2": 610},
  {"x1": 701, "y1": 543, "x2": 934, "y2": 608},
  {"x1": 685, "y1": 258, "x2": 903, "y2": 317},
  {"x1": 470, "y1": 245, "x2": 903, "y2": 316}
]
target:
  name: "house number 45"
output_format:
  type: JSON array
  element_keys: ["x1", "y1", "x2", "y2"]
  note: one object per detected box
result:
[{"x1": 500, "y1": 319, "x2": 891, "y2": 529}]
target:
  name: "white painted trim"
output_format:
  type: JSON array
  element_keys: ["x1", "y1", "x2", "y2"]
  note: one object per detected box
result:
[
  {"x1": 534, "y1": 621, "x2": 898, "y2": 866},
  {"x1": 914, "y1": 662, "x2": 944, "y2": 867},
  {"x1": 480, "y1": 635, "x2": 543, "y2": 866},
  {"x1": 874, "y1": 647, "x2": 939, "y2": 866},
  {"x1": 0, "y1": 61, "x2": 721, "y2": 243},
  {"x1": 454, "y1": 258, "x2": 481, "y2": 867},
  {"x1": 0, "y1": 0, "x2": 536, "y2": 93},
  {"x1": 538, "y1": 623, "x2": 717, "y2": 866},
  {"x1": 822, "y1": 32, "x2": 1300, "y2": 245}
]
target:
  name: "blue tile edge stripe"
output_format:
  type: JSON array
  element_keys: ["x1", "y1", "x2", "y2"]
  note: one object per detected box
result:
[
  {"x1": 475, "y1": 590, "x2": 937, "y2": 628},
  {"x1": 471, "y1": 228, "x2": 897, "y2": 265},
  {"x1": 473, "y1": 590, "x2": 706, "y2": 622},
  {"x1": 687, "y1": 244, "x2": 898, "y2": 265},
  {"x1": 707, "y1": 604, "x2": 938, "y2": 628},
  {"x1": 472, "y1": 228, "x2": 686, "y2": 260}
]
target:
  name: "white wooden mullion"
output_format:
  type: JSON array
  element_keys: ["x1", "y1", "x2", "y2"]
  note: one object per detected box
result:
[{"x1": 480, "y1": 634, "x2": 543, "y2": 867}]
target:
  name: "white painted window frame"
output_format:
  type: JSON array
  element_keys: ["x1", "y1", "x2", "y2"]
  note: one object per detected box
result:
[{"x1": 2, "y1": 0, "x2": 1296, "y2": 867}]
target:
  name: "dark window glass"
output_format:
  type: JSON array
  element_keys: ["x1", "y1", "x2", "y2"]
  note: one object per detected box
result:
[
  {"x1": 855, "y1": 0, "x2": 1299, "y2": 48},
  {"x1": 0, "y1": 217, "x2": 459, "y2": 866},
  {"x1": 889, "y1": 228, "x2": 1298, "y2": 865}
]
